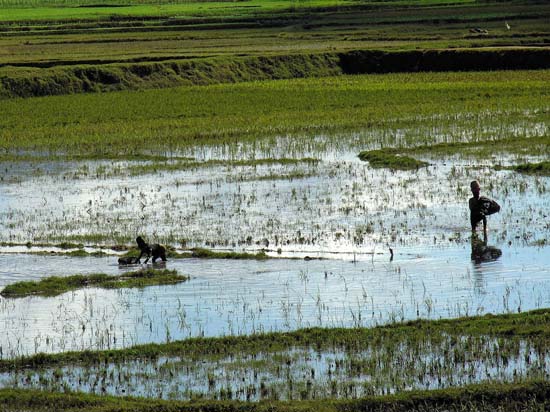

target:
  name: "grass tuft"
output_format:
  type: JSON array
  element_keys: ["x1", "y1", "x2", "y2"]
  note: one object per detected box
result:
[
  {"x1": 358, "y1": 149, "x2": 428, "y2": 170},
  {"x1": 511, "y1": 161, "x2": 550, "y2": 175},
  {"x1": 190, "y1": 248, "x2": 268, "y2": 260},
  {"x1": 0, "y1": 268, "x2": 188, "y2": 298}
]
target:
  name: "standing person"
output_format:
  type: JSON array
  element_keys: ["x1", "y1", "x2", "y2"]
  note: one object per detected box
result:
[{"x1": 469, "y1": 180, "x2": 500, "y2": 234}]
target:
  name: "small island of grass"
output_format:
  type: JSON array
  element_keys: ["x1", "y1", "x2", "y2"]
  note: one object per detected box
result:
[
  {"x1": 0, "y1": 269, "x2": 188, "y2": 298},
  {"x1": 358, "y1": 149, "x2": 428, "y2": 171},
  {"x1": 189, "y1": 248, "x2": 268, "y2": 260},
  {"x1": 512, "y1": 161, "x2": 550, "y2": 175}
]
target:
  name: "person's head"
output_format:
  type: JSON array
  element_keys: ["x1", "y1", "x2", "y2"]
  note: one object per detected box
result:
[
  {"x1": 136, "y1": 236, "x2": 147, "y2": 248},
  {"x1": 470, "y1": 180, "x2": 480, "y2": 198}
]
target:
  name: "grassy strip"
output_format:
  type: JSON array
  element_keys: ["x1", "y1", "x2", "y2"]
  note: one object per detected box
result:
[
  {"x1": 1, "y1": 48, "x2": 550, "y2": 99},
  {"x1": 510, "y1": 161, "x2": 550, "y2": 175},
  {"x1": 0, "y1": 0, "x2": 361, "y2": 21},
  {"x1": 27, "y1": 249, "x2": 108, "y2": 257},
  {"x1": 0, "y1": 243, "x2": 272, "y2": 260},
  {"x1": 0, "y1": 52, "x2": 341, "y2": 99},
  {"x1": 361, "y1": 134, "x2": 550, "y2": 160},
  {"x1": 0, "y1": 268, "x2": 187, "y2": 298},
  {"x1": 2, "y1": 308, "x2": 550, "y2": 371},
  {"x1": 358, "y1": 149, "x2": 428, "y2": 170},
  {"x1": 123, "y1": 247, "x2": 269, "y2": 260},
  {"x1": 408, "y1": 136, "x2": 550, "y2": 157},
  {"x1": 2, "y1": 380, "x2": 550, "y2": 412},
  {"x1": 189, "y1": 247, "x2": 268, "y2": 260},
  {"x1": 0, "y1": 241, "x2": 128, "y2": 251}
]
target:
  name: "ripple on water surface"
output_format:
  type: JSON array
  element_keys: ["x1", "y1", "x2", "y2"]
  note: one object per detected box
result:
[{"x1": 0, "y1": 242, "x2": 549, "y2": 356}]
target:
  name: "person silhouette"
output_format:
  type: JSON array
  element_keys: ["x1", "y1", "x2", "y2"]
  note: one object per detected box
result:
[
  {"x1": 470, "y1": 232, "x2": 502, "y2": 263},
  {"x1": 469, "y1": 180, "x2": 500, "y2": 234},
  {"x1": 136, "y1": 236, "x2": 167, "y2": 263}
]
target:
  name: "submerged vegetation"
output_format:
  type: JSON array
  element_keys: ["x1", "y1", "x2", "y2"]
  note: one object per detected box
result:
[
  {"x1": 125, "y1": 157, "x2": 320, "y2": 176},
  {"x1": 4, "y1": 310, "x2": 550, "y2": 402},
  {"x1": 510, "y1": 161, "x2": 550, "y2": 176},
  {"x1": 0, "y1": 269, "x2": 187, "y2": 297},
  {"x1": 4, "y1": 381, "x2": 550, "y2": 412},
  {"x1": 4, "y1": 308, "x2": 550, "y2": 369}
]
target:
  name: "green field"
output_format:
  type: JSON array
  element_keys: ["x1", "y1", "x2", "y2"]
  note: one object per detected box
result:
[
  {"x1": 0, "y1": 0, "x2": 483, "y2": 21},
  {"x1": 0, "y1": 70, "x2": 548, "y2": 157},
  {"x1": 0, "y1": 0, "x2": 548, "y2": 97}
]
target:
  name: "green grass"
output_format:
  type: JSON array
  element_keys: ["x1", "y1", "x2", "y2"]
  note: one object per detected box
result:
[
  {"x1": 1, "y1": 48, "x2": 550, "y2": 100},
  {"x1": 27, "y1": 249, "x2": 108, "y2": 257},
  {"x1": 189, "y1": 247, "x2": 268, "y2": 260},
  {"x1": 2, "y1": 381, "x2": 550, "y2": 412},
  {"x1": 3, "y1": 308, "x2": 550, "y2": 371},
  {"x1": 410, "y1": 135, "x2": 550, "y2": 157},
  {"x1": 0, "y1": 268, "x2": 188, "y2": 297},
  {"x1": 4, "y1": 309, "x2": 550, "y2": 403},
  {"x1": 0, "y1": 0, "x2": 547, "y2": 100},
  {"x1": 510, "y1": 161, "x2": 550, "y2": 175},
  {"x1": 120, "y1": 246, "x2": 270, "y2": 260},
  {"x1": 356, "y1": 135, "x2": 550, "y2": 165},
  {"x1": 358, "y1": 149, "x2": 428, "y2": 170},
  {"x1": 0, "y1": 69, "x2": 548, "y2": 158},
  {"x1": 0, "y1": 0, "x2": 352, "y2": 20},
  {"x1": 0, "y1": 0, "x2": 477, "y2": 21},
  {"x1": 119, "y1": 246, "x2": 271, "y2": 260}
]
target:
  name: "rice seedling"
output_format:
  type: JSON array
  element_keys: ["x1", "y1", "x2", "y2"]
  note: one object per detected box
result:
[{"x1": 3, "y1": 309, "x2": 550, "y2": 402}]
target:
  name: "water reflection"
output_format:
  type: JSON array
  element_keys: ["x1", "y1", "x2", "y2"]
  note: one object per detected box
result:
[
  {"x1": 0, "y1": 243, "x2": 549, "y2": 357},
  {"x1": 470, "y1": 233, "x2": 502, "y2": 295},
  {"x1": 471, "y1": 233, "x2": 502, "y2": 263}
]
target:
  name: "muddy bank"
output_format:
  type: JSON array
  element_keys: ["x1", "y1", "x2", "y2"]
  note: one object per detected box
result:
[{"x1": 1, "y1": 48, "x2": 550, "y2": 98}]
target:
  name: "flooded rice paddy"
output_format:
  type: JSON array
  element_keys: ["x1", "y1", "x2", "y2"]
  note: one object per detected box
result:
[
  {"x1": 0, "y1": 133, "x2": 549, "y2": 399},
  {"x1": 0, "y1": 244, "x2": 549, "y2": 357},
  {"x1": 3, "y1": 335, "x2": 549, "y2": 401},
  {"x1": 0, "y1": 136, "x2": 549, "y2": 353}
]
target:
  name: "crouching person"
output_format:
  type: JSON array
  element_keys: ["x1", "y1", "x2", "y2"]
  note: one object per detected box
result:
[{"x1": 136, "y1": 236, "x2": 167, "y2": 263}]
